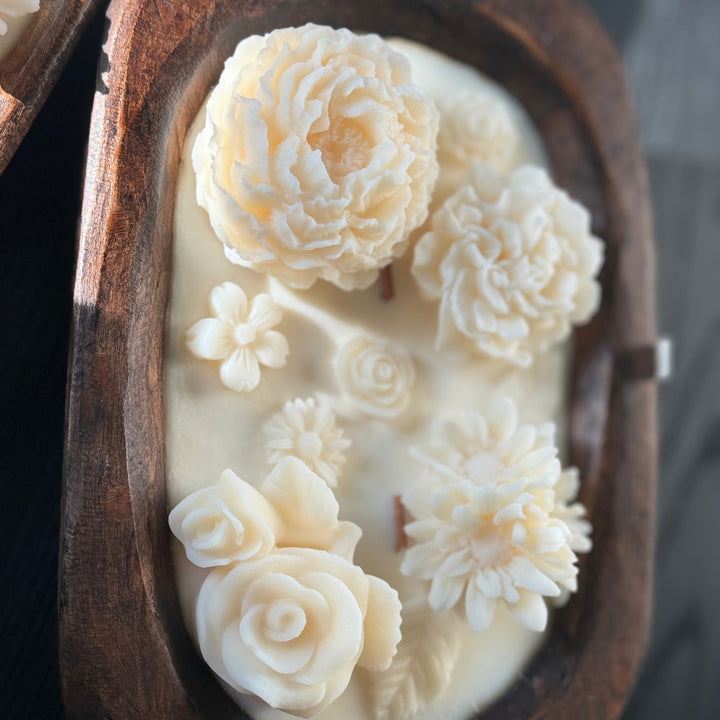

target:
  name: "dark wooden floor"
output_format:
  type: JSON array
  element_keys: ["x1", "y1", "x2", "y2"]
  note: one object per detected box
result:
[{"x1": 0, "y1": 1, "x2": 718, "y2": 718}]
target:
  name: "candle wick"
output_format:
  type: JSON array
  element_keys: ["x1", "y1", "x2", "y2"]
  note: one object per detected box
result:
[
  {"x1": 381, "y1": 265, "x2": 394, "y2": 301},
  {"x1": 393, "y1": 494, "x2": 407, "y2": 552}
]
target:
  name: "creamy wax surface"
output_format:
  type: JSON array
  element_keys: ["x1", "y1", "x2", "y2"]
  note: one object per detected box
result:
[{"x1": 167, "y1": 28, "x2": 598, "y2": 720}]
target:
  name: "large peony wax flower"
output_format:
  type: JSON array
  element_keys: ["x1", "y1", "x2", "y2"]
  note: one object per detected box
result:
[
  {"x1": 193, "y1": 24, "x2": 439, "y2": 290},
  {"x1": 196, "y1": 548, "x2": 401, "y2": 717},
  {"x1": 412, "y1": 165, "x2": 604, "y2": 366},
  {"x1": 401, "y1": 399, "x2": 588, "y2": 632},
  {"x1": 0, "y1": 0, "x2": 39, "y2": 36},
  {"x1": 186, "y1": 282, "x2": 289, "y2": 392}
]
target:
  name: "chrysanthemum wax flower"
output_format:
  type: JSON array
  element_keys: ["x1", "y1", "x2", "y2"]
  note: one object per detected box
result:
[
  {"x1": 412, "y1": 165, "x2": 604, "y2": 366},
  {"x1": 401, "y1": 399, "x2": 590, "y2": 632}
]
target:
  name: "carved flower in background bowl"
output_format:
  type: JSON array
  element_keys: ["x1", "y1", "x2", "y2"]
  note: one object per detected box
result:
[
  {"x1": 401, "y1": 398, "x2": 590, "y2": 632},
  {"x1": 0, "y1": 0, "x2": 39, "y2": 35},
  {"x1": 192, "y1": 23, "x2": 439, "y2": 290},
  {"x1": 336, "y1": 335, "x2": 415, "y2": 419},
  {"x1": 196, "y1": 548, "x2": 401, "y2": 717},
  {"x1": 264, "y1": 397, "x2": 351, "y2": 488},
  {"x1": 412, "y1": 165, "x2": 604, "y2": 366},
  {"x1": 186, "y1": 282, "x2": 289, "y2": 392}
]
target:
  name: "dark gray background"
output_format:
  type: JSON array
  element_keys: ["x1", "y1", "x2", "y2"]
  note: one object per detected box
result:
[{"x1": 0, "y1": 0, "x2": 718, "y2": 717}]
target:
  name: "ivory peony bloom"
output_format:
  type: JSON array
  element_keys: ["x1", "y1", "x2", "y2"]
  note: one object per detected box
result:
[
  {"x1": 169, "y1": 470, "x2": 279, "y2": 568},
  {"x1": 401, "y1": 399, "x2": 585, "y2": 632},
  {"x1": 437, "y1": 90, "x2": 519, "y2": 172},
  {"x1": 412, "y1": 165, "x2": 604, "y2": 366},
  {"x1": 196, "y1": 548, "x2": 401, "y2": 717},
  {"x1": 0, "y1": 0, "x2": 39, "y2": 36},
  {"x1": 192, "y1": 24, "x2": 439, "y2": 290},
  {"x1": 186, "y1": 282, "x2": 288, "y2": 392},
  {"x1": 336, "y1": 335, "x2": 415, "y2": 419},
  {"x1": 264, "y1": 397, "x2": 351, "y2": 487}
]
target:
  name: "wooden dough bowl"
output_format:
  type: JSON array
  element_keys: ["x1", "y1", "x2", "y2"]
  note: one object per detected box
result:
[
  {"x1": 60, "y1": 1, "x2": 657, "y2": 718},
  {"x1": 0, "y1": 0, "x2": 103, "y2": 174}
]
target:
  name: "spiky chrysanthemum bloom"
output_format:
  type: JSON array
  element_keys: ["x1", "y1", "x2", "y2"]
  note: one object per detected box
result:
[
  {"x1": 401, "y1": 399, "x2": 589, "y2": 632},
  {"x1": 264, "y1": 398, "x2": 351, "y2": 488},
  {"x1": 550, "y1": 467, "x2": 593, "y2": 608},
  {"x1": 553, "y1": 467, "x2": 592, "y2": 554}
]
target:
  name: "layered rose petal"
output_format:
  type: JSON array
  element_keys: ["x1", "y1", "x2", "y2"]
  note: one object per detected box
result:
[
  {"x1": 193, "y1": 24, "x2": 439, "y2": 289},
  {"x1": 196, "y1": 548, "x2": 401, "y2": 717},
  {"x1": 260, "y1": 456, "x2": 361, "y2": 562},
  {"x1": 336, "y1": 335, "x2": 415, "y2": 419},
  {"x1": 169, "y1": 469, "x2": 280, "y2": 567}
]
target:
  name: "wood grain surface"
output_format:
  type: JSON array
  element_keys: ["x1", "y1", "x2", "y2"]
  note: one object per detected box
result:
[
  {"x1": 0, "y1": 0, "x2": 104, "y2": 175},
  {"x1": 58, "y1": 1, "x2": 657, "y2": 719}
]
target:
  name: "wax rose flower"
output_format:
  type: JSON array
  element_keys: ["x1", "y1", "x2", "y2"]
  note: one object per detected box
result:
[
  {"x1": 401, "y1": 399, "x2": 585, "y2": 632},
  {"x1": 186, "y1": 282, "x2": 289, "y2": 392},
  {"x1": 264, "y1": 397, "x2": 351, "y2": 488},
  {"x1": 437, "y1": 90, "x2": 519, "y2": 172},
  {"x1": 170, "y1": 458, "x2": 362, "y2": 568},
  {"x1": 412, "y1": 165, "x2": 604, "y2": 366},
  {"x1": 169, "y1": 469, "x2": 280, "y2": 568},
  {"x1": 196, "y1": 547, "x2": 402, "y2": 717},
  {"x1": 0, "y1": 0, "x2": 39, "y2": 35},
  {"x1": 336, "y1": 335, "x2": 415, "y2": 419},
  {"x1": 192, "y1": 23, "x2": 439, "y2": 290}
]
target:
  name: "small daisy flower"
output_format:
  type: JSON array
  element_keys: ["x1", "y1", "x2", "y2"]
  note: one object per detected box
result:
[{"x1": 264, "y1": 398, "x2": 352, "y2": 487}]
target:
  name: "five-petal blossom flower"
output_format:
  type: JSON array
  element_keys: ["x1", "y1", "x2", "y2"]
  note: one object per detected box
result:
[{"x1": 186, "y1": 281, "x2": 289, "y2": 392}]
